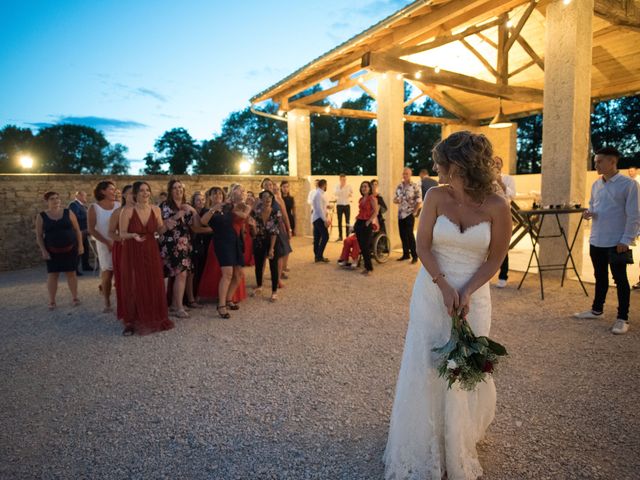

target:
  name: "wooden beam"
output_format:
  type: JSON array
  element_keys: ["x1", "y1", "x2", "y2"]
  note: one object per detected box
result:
[
  {"x1": 509, "y1": 59, "x2": 536, "y2": 78},
  {"x1": 299, "y1": 104, "x2": 464, "y2": 125},
  {"x1": 363, "y1": 52, "x2": 543, "y2": 103},
  {"x1": 497, "y1": 13, "x2": 509, "y2": 86},
  {"x1": 504, "y1": 0, "x2": 537, "y2": 52},
  {"x1": 476, "y1": 31, "x2": 498, "y2": 49},
  {"x1": 358, "y1": 82, "x2": 377, "y2": 100},
  {"x1": 459, "y1": 37, "x2": 499, "y2": 77},
  {"x1": 404, "y1": 92, "x2": 425, "y2": 108},
  {"x1": 287, "y1": 72, "x2": 374, "y2": 106},
  {"x1": 594, "y1": 0, "x2": 640, "y2": 32},
  {"x1": 417, "y1": 84, "x2": 475, "y2": 121},
  {"x1": 394, "y1": 0, "x2": 529, "y2": 51},
  {"x1": 516, "y1": 35, "x2": 544, "y2": 71},
  {"x1": 392, "y1": 18, "x2": 502, "y2": 57},
  {"x1": 329, "y1": 62, "x2": 363, "y2": 83}
]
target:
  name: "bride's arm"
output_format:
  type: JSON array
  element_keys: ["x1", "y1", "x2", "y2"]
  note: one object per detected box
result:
[
  {"x1": 458, "y1": 194, "x2": 511, "y2": 314},
  {"x1": 416, "y1": 187, "x2": 460, "y2": 316}
]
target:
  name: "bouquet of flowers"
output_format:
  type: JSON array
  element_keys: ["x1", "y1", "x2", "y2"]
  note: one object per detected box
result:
[{"x1": 432, "y1": 314, "x2": 507, "y2": 391}]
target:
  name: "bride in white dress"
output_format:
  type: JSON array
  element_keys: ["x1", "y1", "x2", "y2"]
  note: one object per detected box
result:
[{"x1": 384, "y1": 131, "x2": 511, "y2": 480}]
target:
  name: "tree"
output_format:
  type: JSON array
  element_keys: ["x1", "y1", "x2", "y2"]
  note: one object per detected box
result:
[
  {"x1": 104, "y1": 143, "x2": 130, "y2": 174},
  {"x1": 142, "y1": 152, "x2": 167, "y2": 175},
  {"x1": 516, "y1": 114, "x2": 543, "y2": 173},
  {"x1": 195, "y1": 137, "x2": 240, "y2": 174},
  {"x1": 33, "y1": 124, "x2": 109, "y2": 173},
  {"x1": 154, "y1": 128, "x2": 200, "y2": 175},
  {"x1": 0, "y1": 125, "x2": 35, "y2": 173}
]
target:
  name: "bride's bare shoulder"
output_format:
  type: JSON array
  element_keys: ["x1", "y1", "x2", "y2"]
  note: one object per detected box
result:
[
  {"x1": 484, "y1": 192, "x2": 510, "y2": 216},
  {"x1": 425, "y1": 185, "x2": 448, "y2": 201}
]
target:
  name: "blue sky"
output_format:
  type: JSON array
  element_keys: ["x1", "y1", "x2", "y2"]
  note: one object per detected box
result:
[{"x1": 1, "y1": 0, "x2": 411, "y2": 172}]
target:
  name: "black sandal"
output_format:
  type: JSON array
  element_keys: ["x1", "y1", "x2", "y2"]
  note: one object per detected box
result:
[
  {"x1": 122, "y1": 326, "x2": 135, "y2": 336},
  {"x1": 227, "y1": 301, "x2": 240, "y2": 311},
  {"x1": 217, "y1": 305, "x2": 231, "y2": 319}
]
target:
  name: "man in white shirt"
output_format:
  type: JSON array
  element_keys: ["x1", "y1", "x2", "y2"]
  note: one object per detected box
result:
[
  {"x1": 311, "y1": 179, "x2": 330, "y2": 262},
  {"x1": 334, "y1": 174, "x2": 353, "y2": 241},
  {"x1": 628, "y1": 167, "x2": 640, "y2": 186},
  {"x1": 573, "y1": 147, "x2": 640, "y2": 334},
  {"x1": 494, "y1": 156, "x2": 516, "y2": 288}
]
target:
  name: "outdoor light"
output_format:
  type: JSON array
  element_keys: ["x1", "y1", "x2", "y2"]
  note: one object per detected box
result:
[
  {"x1": 489, "y1": 98, "x2": 513, "y2": 129},
  {"x1": 434, "y1": 66, "x2": 441, "y2": 74},
  {"x1": 506, "y1": 19, "x2": 514, "y2": 28},
  {"x1": 415, "y1": 71, "x2": 422, "y2": 79},
  {"x1": 277, "y1": 109, "x2": 284, "y2": 116},
  {"x1": 324, "y1": 106, "x2": 331, "y2": 113},
  {"x1": 358, "y1": 77, "x2": 364, "y2": 83},
  {"x1": 563, "y1": 0, "x2": 572, "y2": 4},
  {"x1": 238, "y1": 160, "x2": 251, "y2": 174},
  {"x1": 19, "y1": 154, "x2": 34, "y2": 169},
  {"x1": 396, "y1": 73, "x2": 403, "y2": 80}
]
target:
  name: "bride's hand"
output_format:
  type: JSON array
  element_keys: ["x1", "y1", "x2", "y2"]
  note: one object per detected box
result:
[
  {"x1": 458, "y1": 289, "x2": 471, "y2": 318},
  {"x1": 438, "y1": 281, "x2": 459, "y2": 317}
]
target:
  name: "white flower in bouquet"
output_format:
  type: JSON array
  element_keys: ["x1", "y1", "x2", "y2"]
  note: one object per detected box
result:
[{"x1": 447, "y1": 359, "x2": 458, "y2": 370}]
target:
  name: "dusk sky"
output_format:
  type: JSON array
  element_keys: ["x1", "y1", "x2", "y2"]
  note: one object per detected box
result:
[{"x1": 1, "y1": 0, "x2": 411, "y2": 172}]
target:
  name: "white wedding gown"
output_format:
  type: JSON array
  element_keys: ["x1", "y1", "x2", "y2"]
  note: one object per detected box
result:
[{"x1": 384, "y1": 215, "x2": 496, "y2": 480}]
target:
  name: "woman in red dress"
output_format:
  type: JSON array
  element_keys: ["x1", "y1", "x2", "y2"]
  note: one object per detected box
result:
[
  {"x1": 118, "y1": 181, "x2": 174, "y2": 335},
  {"x1": 108, "y1": 184, "x2": 133, "y2": 321}
]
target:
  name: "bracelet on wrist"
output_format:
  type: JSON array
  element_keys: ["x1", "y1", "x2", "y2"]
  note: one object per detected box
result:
[{"x1": 432, "y1": 273, "x2": 446, "y2": 284}]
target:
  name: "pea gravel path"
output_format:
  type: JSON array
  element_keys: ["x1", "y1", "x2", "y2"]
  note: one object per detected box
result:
[{"x1": 1, "y1": 237, "x2": 638, "y2": 479}]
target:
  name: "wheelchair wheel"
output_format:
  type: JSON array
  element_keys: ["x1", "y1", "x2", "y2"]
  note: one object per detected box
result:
[{"x1": 373, "y1": 232, "x2": 390, "y2": 263}]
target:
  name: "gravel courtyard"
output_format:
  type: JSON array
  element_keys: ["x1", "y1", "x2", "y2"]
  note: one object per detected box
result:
[{"x1": 1, "y1": 236, "x2": 638, "y2": 479}]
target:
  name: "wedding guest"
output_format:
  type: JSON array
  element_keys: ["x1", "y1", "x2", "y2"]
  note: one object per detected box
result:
[
  {"x1": 334, "y1": 174, "x2": 353, "y2": 241},
  {"x1": 158, "y1": 179, "x2": 197, "y2": 319},
  {"x1": 281, "y1": 180, "x2": 296, "y2": 236},
  {"x1": 393, "y1": 167, "x2": 422, "y2": 263},
  {"x1": 119, "y1": 181, "x2": 174, "y2": 335},
  {"x1": 114, "y1": 188, "x2": 122, "y2": 204},
  {"x1": 186, "y1": 191, "x2": 210, "y2": 307},
  {"x1": 311, "y1": 179, "x2": 330, "y2": 262},
  {"x1": 371, "y1": 179, "x2": 387, "y2": 234},
  {"x1": 574, "y1": 147, "x2": 640, "y2": 335},
  {"x1": 88, "y1": 180, "x2": 119, "y2": 313},
  {"x1": 202, "y1": 184, "x2": 250, "y2": 318},
  {"x1": 419, "y1": 168, "x2": 438, "y2": 200},
  {"x1": 337, "y1": 227, "x2": 360, "y2": 269},
  {"x1": 68, "y1": 190, "x2": 91, "y2": 274},
  {"x1": 628, "y1": 167, "x2": 640, "y2": 186},
  {"x1": 243, "y1": 192, "x2": 256, "y2": 268},
  {"x1": 35, "y1": 191, "x2": 84, "y2": 310},
  {"x1": 354, "y1": 181, "x2": 379, "y2": 275},
  {"x1": 156, "y1": 191, "x2": 168, "y2": 206},
  {"x1": 261, "y1": 178, "x2": 293, "y2": 285},
  {"x1": 251, "y1": 190, "x2": 282, "y2": 302},
  {"x1": 108, "y1": 184, "x2": 133, "y2": 321},
  {"x1": 198, "y1": 187, "x2": 246, "y2": 306},
  {"x1": 493, "y1": 156, "x2": 516, "y2": 288}
]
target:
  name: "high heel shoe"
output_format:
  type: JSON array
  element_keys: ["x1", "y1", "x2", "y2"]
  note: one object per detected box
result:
[
  {"x1": 216, "y1": 305, "x2": 230, "y2": 319},
  {"x1": 227, "y1": 301, "x2": 240, "y2": 311}
]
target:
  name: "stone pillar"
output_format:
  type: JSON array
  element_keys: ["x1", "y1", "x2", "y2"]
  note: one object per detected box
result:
[
  {"x1": 376, "y1": 73, "x2": 405, "y2": 249},
  {"x1": 287, "y1": 108, "x2": 312, "y2": 235},
  {"x1": 539, "y1": 0, "x2": 593, "y2": 272}
]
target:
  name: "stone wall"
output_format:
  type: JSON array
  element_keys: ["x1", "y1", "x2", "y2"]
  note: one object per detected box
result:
[{"x1": 0, "y1": 174, "x2": 309, "y2": 272}]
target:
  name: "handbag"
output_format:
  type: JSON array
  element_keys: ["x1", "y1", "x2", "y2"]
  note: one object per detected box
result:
[{"x1": 608, "y1": 248, "x2": 634, "y2": 265}]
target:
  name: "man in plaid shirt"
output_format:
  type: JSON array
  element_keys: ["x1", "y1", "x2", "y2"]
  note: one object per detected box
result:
[{"x1": 393, "y1": 167, "x2": 422, "y2": 263}]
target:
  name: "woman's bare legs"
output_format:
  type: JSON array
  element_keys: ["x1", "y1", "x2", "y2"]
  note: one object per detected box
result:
[{"x1": 47, "y1": 273, "x2": 59, "y2": 307}]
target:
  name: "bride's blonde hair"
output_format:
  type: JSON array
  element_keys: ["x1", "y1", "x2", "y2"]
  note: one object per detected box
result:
[{"x1": 432, "y1": 131, "x2": 497, "y2": 203}]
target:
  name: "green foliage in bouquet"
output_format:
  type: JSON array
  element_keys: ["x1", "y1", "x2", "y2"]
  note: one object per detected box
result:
[{"x1": 432, "y1": 314, "x2": 507, "y2": 391}]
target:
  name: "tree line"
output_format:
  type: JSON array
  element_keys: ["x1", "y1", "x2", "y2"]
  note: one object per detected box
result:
[{"x1": 1, "y1": 93, "x2": 637, "y2": 176}]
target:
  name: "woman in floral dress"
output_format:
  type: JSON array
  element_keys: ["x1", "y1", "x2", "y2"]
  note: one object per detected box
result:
[{"x1": 159, "y1": 179, "x2": 197, "y2": 319}]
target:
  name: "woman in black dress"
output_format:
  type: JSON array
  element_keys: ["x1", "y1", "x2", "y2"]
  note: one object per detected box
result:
[
  {"x1": 35, "y1": 191, "x2": 84, "y2": 310},
  {"x1": 186, "y1": 190, "x2": 211, "y2": 306}
]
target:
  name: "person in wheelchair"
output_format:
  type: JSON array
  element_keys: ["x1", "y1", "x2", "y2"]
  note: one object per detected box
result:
[{"x1": 337, "y1": 226, "x2": 360, "y2": 269}]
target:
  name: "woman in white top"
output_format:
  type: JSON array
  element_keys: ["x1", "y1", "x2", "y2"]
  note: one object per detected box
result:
[{"x1": 88, "y1": 180, "x2": 120, "y2": 313}]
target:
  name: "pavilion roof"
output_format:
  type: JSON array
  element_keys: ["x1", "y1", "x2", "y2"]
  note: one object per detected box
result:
[{"x1": 250, "y1": 0, "x2": 640, "y2": 124}]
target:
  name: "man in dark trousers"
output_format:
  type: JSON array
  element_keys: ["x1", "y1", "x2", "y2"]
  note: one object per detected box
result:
[
  {"x1": 311, "y1": 179, "x2": 330, "y2": 262},
  {"x1": 393, "y1": 167, "x2": 422, "y2": 263},
  {"x1": 68, "y1": 190, "x2": 91, "y2": 274}
]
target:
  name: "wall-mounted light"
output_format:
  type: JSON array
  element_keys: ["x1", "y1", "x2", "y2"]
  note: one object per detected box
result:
[{"x1": 19, "y1": 154, "x2": 34, "y2": 169}]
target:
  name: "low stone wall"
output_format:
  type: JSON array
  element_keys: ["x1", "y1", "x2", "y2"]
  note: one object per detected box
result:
[{"x1": 0, "y1": 174, "x2": 309, "y2": 272}]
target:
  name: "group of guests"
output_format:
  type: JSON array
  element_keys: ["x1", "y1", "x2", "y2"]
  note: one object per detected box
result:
[{"x1": 36, "y1": 178, "x2": 297, "y2": 335}]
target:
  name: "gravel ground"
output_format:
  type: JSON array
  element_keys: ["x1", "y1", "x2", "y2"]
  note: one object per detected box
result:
[{"x1": 1, "y1": 236, "x2": 638, "y2": 479}]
